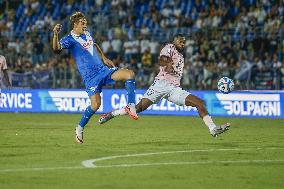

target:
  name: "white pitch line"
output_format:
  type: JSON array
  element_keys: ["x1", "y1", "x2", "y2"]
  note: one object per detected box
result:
[
  {"x1": 81, "y1": 147, "x2": 284, "y2": 168},
  {"x1": 92, "y1": 160, "x2": 284, "y2": 168},
  {"x1": 0, "y1": 147, "x2": 283, "y2": 173},
  {"x1": 0, "y1": 166, "x2": 83, "y2": 173},
  {"x1": 1, "y1": 160, "x2": 284, "y2": 173},
  {"x1": 81, "y1": 148, "x2": 242, "y2": 168}
]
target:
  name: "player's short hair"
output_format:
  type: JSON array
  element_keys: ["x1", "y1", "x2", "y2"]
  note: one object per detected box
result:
[
  {"x1": 173, "y1": 34, "x2": 185, "y2": 41},
  {"x1": 70, "y1": 12, "x2": 86, "y2": 28}
]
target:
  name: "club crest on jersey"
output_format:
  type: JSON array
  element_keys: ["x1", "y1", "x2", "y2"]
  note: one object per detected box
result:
[
  {"x1": 82, "y1": 39, "x2": 93, "y2": 49},
  {"x1": 71, "y1": 31, "x2": 94, "y2": 56}
]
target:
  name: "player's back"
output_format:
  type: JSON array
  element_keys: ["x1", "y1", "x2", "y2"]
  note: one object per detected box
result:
[{"x1": 60, "y1": 31, "x2": 107, "y2": 82}]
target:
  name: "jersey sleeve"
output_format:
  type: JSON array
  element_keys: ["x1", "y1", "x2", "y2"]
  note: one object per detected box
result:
[
  {"x1": 59, "y1": 36, "x2": 74, "y2": 49},
  {"x1": 159, "y1": 44, "x2": 174, "y2": 57}
]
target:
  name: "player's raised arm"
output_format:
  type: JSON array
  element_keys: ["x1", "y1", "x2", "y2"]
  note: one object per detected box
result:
[
  {"x1": 158, "y1": 55, "x2": 172, "y2": 66},
  {"x1": 52, "y1": 24, "x2": 62, "y2": 52},
  {"x1": 158, "y1": 55, "x2": 174, "y2": 73},
  {"x1": 94, "y1": 43, "x2": 115, "y2": 68}
]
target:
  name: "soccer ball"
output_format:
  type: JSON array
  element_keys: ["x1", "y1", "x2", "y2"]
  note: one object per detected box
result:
[{"x1": 217, "y1": 77, "x2": 234, "y2": 94}]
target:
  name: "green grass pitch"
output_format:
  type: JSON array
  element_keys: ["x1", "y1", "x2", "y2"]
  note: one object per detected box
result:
[{"x1": 0, "y1": 113, "x2": 284, "y2": 189}]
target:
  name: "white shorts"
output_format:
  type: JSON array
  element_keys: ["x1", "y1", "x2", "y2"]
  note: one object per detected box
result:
[{"x1": 143, "y1": 80, "x2": 190, "y2": 106}]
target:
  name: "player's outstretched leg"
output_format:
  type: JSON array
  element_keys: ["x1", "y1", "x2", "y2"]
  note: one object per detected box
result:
[
  {"x1": 99, "y1": 98, "x2": 153, "y2": 124},
  {"x1": 111, "y1": 69, "x2": 138, "y2": 120},
  {"x1": 75, "y1": 94, "x2": 101, "y2": 143},
  {"x1": 185, "y1": 95, "x2": 230, "y2": 137},
  {"x1": 99, "y1": 110, "x2": 123, "y2": 124}
]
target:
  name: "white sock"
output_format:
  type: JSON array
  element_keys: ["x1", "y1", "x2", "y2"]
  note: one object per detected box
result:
[
  {"x1": 112, "y1": 108, "x2": 127, "y2": 116},
  {"x1": 128, "y1": 103, "x2": 135, "y2": 107},
  {"x1": 77, "y1": 125, "x2": 83, "y2": 131},
  {"x1": 203, "y1": 115, "x2": 217, "y2": 131}
]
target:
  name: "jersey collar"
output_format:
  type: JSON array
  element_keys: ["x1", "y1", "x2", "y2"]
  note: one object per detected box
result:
[
  {"x1": 71, "y1": 30, "x2": 94, "y2": 56},
  {"x1": 71, "y1": 30, "x2": 81, "y2": 38}
]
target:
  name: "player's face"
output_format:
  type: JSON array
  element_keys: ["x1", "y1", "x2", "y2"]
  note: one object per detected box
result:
[
  {"x1": 74, "y1": 18, "x2": 87, "y2": 34},
  {"x1": 173, "y1": 37, "x2": 186, "y2": 52}
]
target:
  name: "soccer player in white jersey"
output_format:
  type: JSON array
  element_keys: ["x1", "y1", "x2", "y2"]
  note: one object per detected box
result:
[
  {"x1": 99, "y1": 34, "x2": 230, "y2": 137},
  {"x1": 0, "y1": 55, "x2": 12, "y2": 89}
]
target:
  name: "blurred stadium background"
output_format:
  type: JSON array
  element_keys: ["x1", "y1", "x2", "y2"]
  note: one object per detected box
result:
[{"x1": 0, "y1": 0, "x2": 283, "y2": 90}]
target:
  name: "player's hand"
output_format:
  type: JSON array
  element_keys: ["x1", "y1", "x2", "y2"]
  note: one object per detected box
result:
[
  {"x1": 104, "y1": 58, "x2": 116, "y2": 68},
  {"x1": 53, "y1": 24, "x2": 62, "y2": 34}
]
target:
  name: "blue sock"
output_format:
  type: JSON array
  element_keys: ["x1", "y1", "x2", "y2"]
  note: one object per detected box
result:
[
  {"x1": 125, "y1": 79, "x2": 136, "y2": 104},
  {"x1": 79, "y1": 106, "x2": 95, "y2": 128}
]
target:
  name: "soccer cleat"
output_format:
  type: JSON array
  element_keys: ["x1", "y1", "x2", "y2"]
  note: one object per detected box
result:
[
  {"x1": 220, "y1": 123, "x2": 230, "y2": 132},
  {"x1": 75, "y1": 126, "x2": 84, "y2": 144},
  {"x1": 99, "y1": 112, "x2": 114, "y2": 124},
  {"x1": 210, "y1": 123, "x2": 230, "y2": 137},
  {"x1": 125, "y1": 104, "x2": 139, "y2": 120}
]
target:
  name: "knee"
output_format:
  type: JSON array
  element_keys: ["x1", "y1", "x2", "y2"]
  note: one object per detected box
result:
[
  {"x1": 196, "y1": 99, "x2": 206, "y2": 110},
  {"x1": 185, "y1": 97, "x2": 205, "y2": 108},
  {"x1": 126, "y1": 70, "x2": 135, "y2": 79},
  {"x1": 90, "y1": 101, "x2": 101, "y2": 111},
  {"x1": 200, "y1": 99, "x2": 206, "y2": 107}
]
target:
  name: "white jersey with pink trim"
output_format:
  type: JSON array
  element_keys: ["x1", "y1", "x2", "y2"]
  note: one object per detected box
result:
[{"x1": 155, "y1": 44, "x2": 184, "y2": 86}]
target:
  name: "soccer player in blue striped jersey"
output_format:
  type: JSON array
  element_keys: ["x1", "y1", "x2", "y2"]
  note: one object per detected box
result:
[{"x1": 52, "y1": 12, "x2": 138, "y2": 144}]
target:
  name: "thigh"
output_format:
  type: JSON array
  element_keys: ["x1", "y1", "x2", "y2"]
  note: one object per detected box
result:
[
  {"x1": 111, "y1": 68, "x2": 134, "y2": 81},
  {"x1": 184, "y1": 94, "x2": 204, "y2": 107},
  {"x1": 143, "y1": 80, "x2": 172, "y2": 104},
  {"x1": 166, "y1": 87, "x2": 190, "y2": 106}
]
